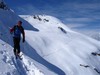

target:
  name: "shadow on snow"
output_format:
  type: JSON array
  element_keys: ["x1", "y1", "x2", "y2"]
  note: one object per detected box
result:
[{"x1": 22, "y1": 42, "x2": 66, "y2": 75}]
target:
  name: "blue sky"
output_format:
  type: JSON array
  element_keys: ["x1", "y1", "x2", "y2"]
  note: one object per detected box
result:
[{"x1": 4, "y1": 0, "x2": 100, "y2": 31}]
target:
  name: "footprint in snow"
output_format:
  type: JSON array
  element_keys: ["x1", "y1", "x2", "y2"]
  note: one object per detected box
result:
[
  {"x1": 0, "y1": 50, "x2": 8, "y2": 55},
  {"x1": 0, "y1": 51, "x2": 4, "y2": 54},
  {"x1": 6, "y1": 72, "x2": 11, "y2": 75},
  {"x1": 1, "y1": 43, "x2": 5, "y2": 46},
  {"x1": 2, "y1": 55, "x2": 13, "y2": 65},
  {"x1": 12, "y1": 69, "x2": 19, "y2": 75}
]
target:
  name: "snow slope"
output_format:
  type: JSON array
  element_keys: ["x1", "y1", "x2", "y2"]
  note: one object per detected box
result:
[
  {"x1": 0, "y1": 8, "x2": 100, "y2": 75},
  {"x1": 20, "y1": 15, "x2": 100, "y2": 75},
  {"x1": 73, "y1": 29, "x2": 100, "y2": 41}
]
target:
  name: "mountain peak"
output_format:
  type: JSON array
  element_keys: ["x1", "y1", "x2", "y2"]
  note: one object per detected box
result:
[{"x1": 0, "y1": 0, "x2": 10, "y2": 10}]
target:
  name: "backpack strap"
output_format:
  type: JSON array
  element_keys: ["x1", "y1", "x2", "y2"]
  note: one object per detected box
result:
[{"x1": 13, "y1": 25, "x2": 17, "y2": 31}]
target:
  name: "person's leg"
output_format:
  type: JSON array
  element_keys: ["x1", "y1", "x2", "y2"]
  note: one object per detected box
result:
[
  {"x1": 16, "y1": 38, "x2": 20, "y2": 55},
  {"x1": 13, "y1": 37, "x2": 17, "y2": 56}
]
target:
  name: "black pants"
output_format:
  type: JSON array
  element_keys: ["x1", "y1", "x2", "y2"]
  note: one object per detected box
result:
[{"x1": 13, "y1": 37, "x2": 20, "y2": 55}]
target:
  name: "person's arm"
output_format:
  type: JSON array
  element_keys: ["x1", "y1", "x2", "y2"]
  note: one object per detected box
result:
[
  {"x1": 10, "y1": 26, "x2": 15, "y2": 34},
  {"x1": 22, "y1": 30, "x2": 25, "y2": 42},
  {"x1": 21, "y1": 27, "x2": 25, "y2": 42}
]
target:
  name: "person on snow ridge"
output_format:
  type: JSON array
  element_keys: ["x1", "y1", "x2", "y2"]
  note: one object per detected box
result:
[{"x1": 10, "y1": 21, "x2": 25, "y2": 58}]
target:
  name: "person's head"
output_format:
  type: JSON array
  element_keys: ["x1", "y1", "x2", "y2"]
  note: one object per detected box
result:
[{"x1": 17, "y1": 21, "x2": 22, "y2": 26}]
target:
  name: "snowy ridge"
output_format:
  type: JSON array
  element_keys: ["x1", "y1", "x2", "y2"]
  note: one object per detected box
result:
[
  {"x1": 0, "y1": 10, "x2": 45, "y2": 75},
  {"x1": 12, "y1": 53, "x2": 44, "y2": 75},
  {"x1": 0, "y1": 39, "x2": 44, "y2": 75},
  {"x1": 0, "y1": 40, "x2": 44, "y2": 75},
  {"x1": 21, "y1": 53, "x2": 44, "y2": 75}
]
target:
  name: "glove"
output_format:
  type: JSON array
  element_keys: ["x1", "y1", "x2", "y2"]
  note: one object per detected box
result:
[
  {"x1": 10, "y1": 29, "x2": 13, "y2": 34},
  {"x1": 22, "y1": 38, "x2": 25, "y2": 43}
]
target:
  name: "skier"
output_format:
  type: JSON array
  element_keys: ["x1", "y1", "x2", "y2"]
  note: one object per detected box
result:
[{"x1": 10, "y1": 21, "x2": 25, "y2": 58}]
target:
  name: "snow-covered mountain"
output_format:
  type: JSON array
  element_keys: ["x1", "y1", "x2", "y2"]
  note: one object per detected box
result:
[
  {"x1": 0, "y1": 6, "x2": 100, "y2": 75},
  {"x1": 83, "y1": 31, "x2": 100, "y2": 41},
  {"x1": 72, "y1": 29, "x2": 100, "y2": 41},
  {"x1": 20, "y1": 15, "x2": 100, "y2": 75}
]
